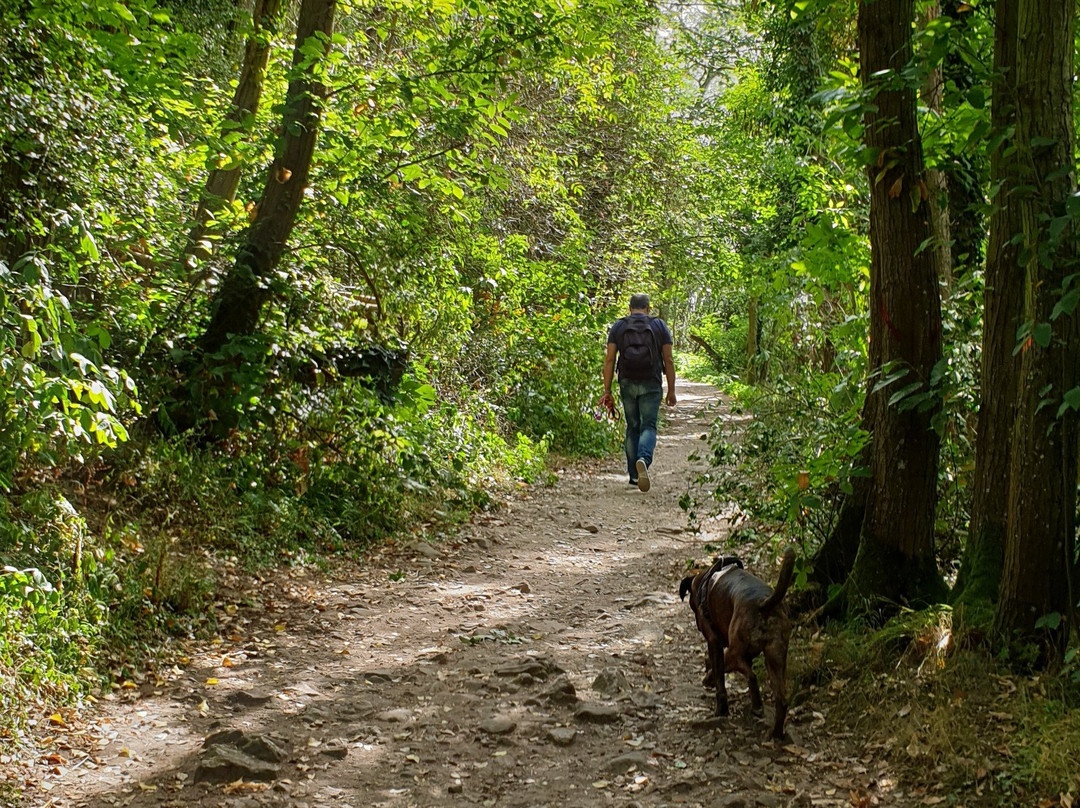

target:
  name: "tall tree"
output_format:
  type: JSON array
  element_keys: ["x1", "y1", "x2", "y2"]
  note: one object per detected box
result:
[
  {"x1": 183, "y1": 0, "x2": 286, "y2": 268},
  {"x1": 993, "y1": 0, "x2": 1079, "y2": 664},
  {"x1": 953, "y1": 0, "x2": 1022, "y2": 611},
  {"x1": 197, "y1": 0, "x2": 337, "y2": 357},
  {"x1": 846, "y1": 0, "x2": 946, "y2": 609}
]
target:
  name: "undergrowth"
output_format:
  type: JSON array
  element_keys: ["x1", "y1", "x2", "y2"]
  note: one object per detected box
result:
[
  {"x1": 0, "y1": 381, "x2": 572, "y2": 748},
  {"x1": 791, "y1": 607, "x2": 1080, "y2": 806}
]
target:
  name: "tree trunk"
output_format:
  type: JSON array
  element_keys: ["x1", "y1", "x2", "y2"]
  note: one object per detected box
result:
[
  {"x1": 953, "y1": 0, "x2": 1022, "y2": 612},
  {"x1": 920, "y1": 2, "x2": 953, "y2": 295},
  {"x1": 994, "y1": 0, "x2": 1079, "y2": 666},
  {"x1": 688, "y1": 333, "x2": 724, "y2": 369},
  {"x1": 183, "y1": 0, "x2": 285, "y2": 268},
  {"x1": 846, "y1": 0, "x2": 947, "y2": 610},
  {"x1": 197, "y1": 0, "x2": 337, "y2": 356},
  {"x1": 746, "y1": 295, "x2": 760, "y2": 382}
]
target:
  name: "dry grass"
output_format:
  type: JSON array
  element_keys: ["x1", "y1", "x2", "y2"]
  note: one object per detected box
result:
[{"x1": 790, "y1": 607, "x2": 1080, "y2": 806}]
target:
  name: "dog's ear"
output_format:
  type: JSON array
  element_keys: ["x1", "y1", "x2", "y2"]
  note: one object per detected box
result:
[{"x1": 679, "y1": 576, "x2": 695, "y2": 601}]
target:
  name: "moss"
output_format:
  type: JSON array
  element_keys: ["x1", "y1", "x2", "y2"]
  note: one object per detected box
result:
[
  {"x1": 845, "y1": 539, "x2": 950, "y2": 618},
  {"x1": 952, "y1": 523, "x2": 1005, "y2": 608}
]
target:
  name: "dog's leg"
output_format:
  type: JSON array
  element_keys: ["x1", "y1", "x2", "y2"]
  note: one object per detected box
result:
[
  {"x1": 764, "y1": 645, "x2": 788, "y2": 740},
  {"x1": 709, "y1": 638, "x2": 729, "y2": 716},
  {"x1": 745, "y1": 659, "x2": 763, "y2": 715},
  {"x1": 722, "y1": 649, "x2": 762, "y2": 714}
]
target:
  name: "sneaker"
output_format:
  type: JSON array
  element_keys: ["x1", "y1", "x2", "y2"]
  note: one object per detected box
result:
[
  {"x1": 635, "y1": 459, "x2": 650, "y2": 492},
  {"x1": 628, "y1": 479, "x2": 638, "y2": 486}
]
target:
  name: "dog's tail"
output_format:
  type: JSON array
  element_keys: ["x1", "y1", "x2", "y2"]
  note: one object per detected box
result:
[
  {"x1": 759, "y1": 548, "x2": 796, "y2": 612},
  {"x1": 679, "y1": 575, "x2": 695, "y2": 601}
]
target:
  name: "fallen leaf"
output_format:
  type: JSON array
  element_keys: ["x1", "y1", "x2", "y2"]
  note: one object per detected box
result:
[{"x1": 223, "y1": 780, "x2": 268, "y2": 795}]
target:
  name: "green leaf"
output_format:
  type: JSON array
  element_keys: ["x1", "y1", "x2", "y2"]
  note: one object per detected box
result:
[
  {"x1": 887, "y1": 381, "x2": 924, "y2": 407},
  {"x1": 1032, "y1": 322, "x2": 1052, "y2": 348},
  {"x1": 871, "y1": 367, "x2": 910, "y2": 394},
  {"x1": 1035, "y1": 612, "x2": 1062, "y2": 630},
  {"x1": 1056, "y1": 386, "x2": 1080, "y2": 417}
]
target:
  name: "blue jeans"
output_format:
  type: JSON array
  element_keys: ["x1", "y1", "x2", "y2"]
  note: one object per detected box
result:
[{"x1": 619, "y1": 379, "x2": 663, "y2": 481}]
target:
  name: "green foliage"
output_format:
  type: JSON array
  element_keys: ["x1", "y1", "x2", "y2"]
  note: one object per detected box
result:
[
  {"x1": 693, "y1": 368, "x2": 868, "y2": 548},
  {"x1": 0, "y1": 492, "x2": 112, "y2": 735},
  {"x1": 0, "y1": 257, "x2": 138, "y2": 490},
  {"x1": 688, "y1": 311, "x2": 750, "y2": 377}
]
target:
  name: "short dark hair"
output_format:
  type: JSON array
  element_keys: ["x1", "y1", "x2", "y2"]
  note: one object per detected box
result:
[{"x1": 629, "y1": 293, "x2": 650, "y2": 310}]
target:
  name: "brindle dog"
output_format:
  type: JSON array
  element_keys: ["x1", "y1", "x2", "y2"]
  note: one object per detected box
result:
[{"x1": 679, "y1": 549, "x2": 795, "y2": 739}]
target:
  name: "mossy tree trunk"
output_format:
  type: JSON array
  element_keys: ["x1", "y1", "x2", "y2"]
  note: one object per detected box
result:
[
  {"x1": 846, "y1": 0, "x2": 947, "y2": 611},
  {"x1": 993, "y1": 0, "x2": 1079, "y2": 666},
  {"x1": 953, "y1": 0, "x2": 1022, "y2": 613}
]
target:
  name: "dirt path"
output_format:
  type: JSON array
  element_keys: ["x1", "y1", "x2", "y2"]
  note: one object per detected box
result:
[{"x1": 18, "y1": 382, "x2": 891, "y2": 808}]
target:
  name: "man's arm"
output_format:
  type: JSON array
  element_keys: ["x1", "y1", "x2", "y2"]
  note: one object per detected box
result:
[
  {"x1": 601, "y1": 342, "x2": 617, "y2": 404},
  {"x1": 663, "y1": 343, "x2": 677, "y2": 406}
]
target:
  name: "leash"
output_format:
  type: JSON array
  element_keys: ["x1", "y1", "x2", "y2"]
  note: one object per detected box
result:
[{"x1": 595, "y1": 395, "x2": 621, "y2": 422}]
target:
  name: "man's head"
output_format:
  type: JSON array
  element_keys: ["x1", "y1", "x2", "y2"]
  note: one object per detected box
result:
[{"x1": 629, "y1": 293, "x2": 650, "y2": 313}]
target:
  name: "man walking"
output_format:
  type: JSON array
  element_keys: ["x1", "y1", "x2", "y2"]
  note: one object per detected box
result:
[{"x1": 600, "y1": 293, "x2": 677, "y2": 492}]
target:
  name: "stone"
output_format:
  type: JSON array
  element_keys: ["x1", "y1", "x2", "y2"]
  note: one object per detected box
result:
[
  {"x1": 690, "y1": 715, "x2": 726, "y2": 729},
  {"x1": 359, "y1": 670, "x2": 396, "y2": 684},
  {"x1": 592, "y1": 667, "x2": 629, "y2": 695},
  {"x1": 410, "y1": 542, "x2": 440, "y2": 559},
  {"x1": 574, "y1": 703, "x2": 621, "y2": 724},
  {"x1": 195, "y1": 733, "x2": 289, "y2": 784},
  {"x1": 479, "y1": 716, "x2": 516, "y2": 735},
  {"x1": 226, "y1": 690, "x2": 272, "y2": 708},
  {"x1": 713, "y1": 795, "x2": 749, "y2": 808},
  {"x1": 601, "y1": 751, "x2": 650, "y2": 774},
  {"x1": 319, "y1": 740, "x2": 349, "y2": 760},
  {"x1": 526, "y1": 674, "x2": 577, "y2": 706},
  {"x1": 512, "y1": 581, "x2": 531, "y2": 594},
  {"x1": 570, "y1": 520, "x2": 600, "y2": 533},
  {"x1": 629, "y1": 689, "x2": 662, "y2": 709},
  {"x1": 448, "y1": 782, "x2": 464, "y2": 794},
  {"x1": 375, "y1": 709, "x2": 412, "y2": 722},
  {"x1": 546, "y1": 727, "x2": 577, "y2": 746},
  {"x1": 495, "y1": 657, "x2": 564, "y2": 682}
]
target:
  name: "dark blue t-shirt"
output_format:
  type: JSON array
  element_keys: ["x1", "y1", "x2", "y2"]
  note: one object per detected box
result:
[{"x1": 607, "y1": 313, "x2": 672, "y2": 384}]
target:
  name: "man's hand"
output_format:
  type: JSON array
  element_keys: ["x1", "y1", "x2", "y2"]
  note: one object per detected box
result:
[
  {"x1": 666, "y1": 388, "x2": 677, "y2": 407},
  {"x1": 600, "y1": 391, "x2": 615, "y2": 409}
]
